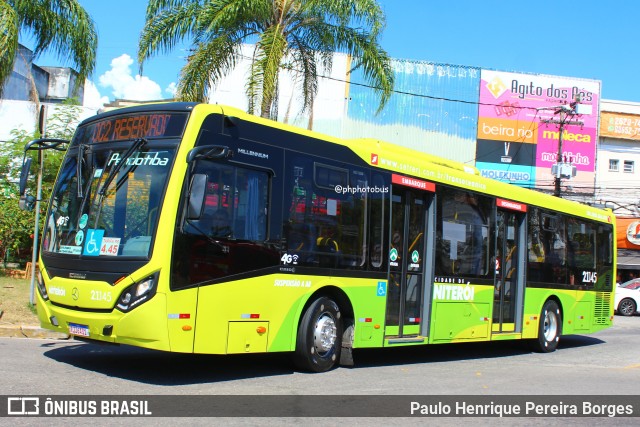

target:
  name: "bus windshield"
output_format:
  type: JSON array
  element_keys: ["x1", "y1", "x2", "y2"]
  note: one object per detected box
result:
[
  {"x1": 41, "y1": 110, "x2": 188, "y2": 258},
  {"x1": 43, "y1": 145, "x2": 176, "y2": 258}
]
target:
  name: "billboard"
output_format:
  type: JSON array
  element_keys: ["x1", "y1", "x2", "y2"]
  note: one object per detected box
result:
[
  {"x1": 617, "y1": 217, "x2": 640, "y2": 249},
  {"x1": 476, "y1": 70, "x2": 600, "y2": 192}
]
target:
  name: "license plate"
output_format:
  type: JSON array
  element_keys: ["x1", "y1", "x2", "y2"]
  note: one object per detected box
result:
[{"x1": 68, "y1": 323, "x2": 90, "y2": 337}]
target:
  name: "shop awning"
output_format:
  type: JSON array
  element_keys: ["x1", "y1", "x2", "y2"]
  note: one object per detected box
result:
[{"x1": 617, "y1": 249, "x2": 640, "y2": 269}]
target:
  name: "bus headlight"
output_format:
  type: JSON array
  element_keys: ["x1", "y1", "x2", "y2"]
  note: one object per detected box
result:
[
  {"x1": 36, "y1": 269, "x2": 48, "y2": 301},
  {"x1": 116, "y1": 274, "x2": 158, "y2": 312}
]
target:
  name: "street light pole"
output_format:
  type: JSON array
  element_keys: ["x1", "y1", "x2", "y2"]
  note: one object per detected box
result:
[
  {"x1": 29, "y1": 106, "x2": 46, "y2": 305},
  {"x1": 18, "y1": 106, "x2": 69, "y2": 304},
  {"x1": 29, "y1": 143, "x2": 44, "y2": 304}
]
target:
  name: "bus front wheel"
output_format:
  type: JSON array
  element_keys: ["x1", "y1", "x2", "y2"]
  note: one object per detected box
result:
[
  {"x1": 293, "y1": 296, "x2": 343, "y2": 373},
  {"x1": 532, "y1": 300, "x2": 562, "y2": 353}
]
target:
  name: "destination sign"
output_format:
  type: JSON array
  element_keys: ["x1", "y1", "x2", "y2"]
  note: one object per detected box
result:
[{"x1": 72, "y1": 112, "x2": 188, "y2": 145}]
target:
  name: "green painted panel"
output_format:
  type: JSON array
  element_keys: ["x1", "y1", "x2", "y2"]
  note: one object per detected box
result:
[{"x1": 432, "y1": 302, "x2": 490, "y2": 341}]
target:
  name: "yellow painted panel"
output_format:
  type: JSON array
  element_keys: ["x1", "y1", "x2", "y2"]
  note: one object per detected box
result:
[{"x1": 227, "y1": 321, "x2": 269, "y2": 354}]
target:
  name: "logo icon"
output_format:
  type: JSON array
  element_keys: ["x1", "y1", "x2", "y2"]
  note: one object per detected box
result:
[
  {"x1": 501, "y1": 142, "x2": 512, "y2": 163},
  {"x1": 371, "y1": 153, "x2": 378, "y2": 165},
  {"x1": 411, "y1": 250, "x2": 419, "y2": 263},
  {"x1": 78, "y1": 213, "x2": 88, "y2": 229},
  {"x1": 389, "y1": 248, "x2": 398, "y2": 262},
  {"x1": 75, "y1": 230, "x2": 84, "y2": 246},
  {"x1": 486, "y1": 76, "x2": 507, "y2": 99},
  {"x1": 7, "y1": 397, "x2": 40, "y2": 415},
  {"x1": 72, "y1": 287, "x2": 79, "y2": 301},
  {"x1": 627, "y1": 221, "x2": 640, "y2": 246}
]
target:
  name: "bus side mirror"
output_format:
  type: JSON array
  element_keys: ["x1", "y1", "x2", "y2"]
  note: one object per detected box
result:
[
  {"x1": 18, "y1": 157, "x2": 32, "y2": 196},
  {"x1": 187, "y1": 173, "x2": 207, "y2": 220}
]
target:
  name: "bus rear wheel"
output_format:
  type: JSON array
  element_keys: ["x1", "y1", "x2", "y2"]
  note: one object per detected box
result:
[
  {"x1": 293, "y1": 296, "x2": 343, "y2": 373},
  {"x1": 532, "y1": 300, "x2": 562, "y2": 353}
]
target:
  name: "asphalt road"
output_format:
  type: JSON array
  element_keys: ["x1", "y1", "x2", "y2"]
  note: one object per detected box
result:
[{"x1": 1, "y1": 315, "x2": 638, "y2": 425}]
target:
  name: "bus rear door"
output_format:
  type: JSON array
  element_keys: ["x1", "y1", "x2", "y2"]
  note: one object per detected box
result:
[{"x1": 493, "y1": 199, "x2": 527, "y2": 334}]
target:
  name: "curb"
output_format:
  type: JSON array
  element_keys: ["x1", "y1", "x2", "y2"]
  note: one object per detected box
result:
[{"x1": 0, "y1": 324, "x2": 70, "y2": 340}]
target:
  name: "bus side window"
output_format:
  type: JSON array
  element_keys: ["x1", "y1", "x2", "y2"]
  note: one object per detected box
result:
[
  {"x1": 282, "y1": 155, "x2": 368, "y2": 270},
  {"x1": 369, "y1": 173, "x2": 387, "y2": 270},
  {"x1": 286, "y1": 223, "x2": 317, "y2": 263},
  {"x1": 435, "y1": 187, "x2": 491, "y2": 278}
]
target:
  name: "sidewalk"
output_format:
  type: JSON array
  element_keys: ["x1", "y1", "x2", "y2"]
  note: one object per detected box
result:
[{"x1": 0, "y1": 324, "x2": 70, "y2": 339}]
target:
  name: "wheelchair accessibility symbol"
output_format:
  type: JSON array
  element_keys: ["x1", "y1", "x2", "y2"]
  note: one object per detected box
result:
[
  {"x1": 377, "y1": 281, "x2": 387, "y2": 297},
  {"x1": 83, "y1": 229, "x2": 104, "y2": 256}
]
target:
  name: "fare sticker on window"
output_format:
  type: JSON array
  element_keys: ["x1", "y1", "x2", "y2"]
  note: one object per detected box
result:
[{"x1": 100, "y1": 237, "x2": 121, "y2": 256}]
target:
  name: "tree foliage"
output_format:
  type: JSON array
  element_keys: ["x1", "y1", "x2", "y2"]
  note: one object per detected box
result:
[
  {"x1": 138, "y1": 0, "x2": 394, "y2": 119},
  {"x1": 0, "y1": 100, "x2": 81, "y2": 264},
  {"x1": 0, "y1": 0, "x2": 97, "y2": 97}
]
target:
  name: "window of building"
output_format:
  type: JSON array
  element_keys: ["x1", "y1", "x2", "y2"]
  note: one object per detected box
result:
[
  {"x1": 609, "y1": 159, "x2": 619, "y2": 172},
  {"x1": 624, "y1": 160, "x2": 634, "y2": 173}
]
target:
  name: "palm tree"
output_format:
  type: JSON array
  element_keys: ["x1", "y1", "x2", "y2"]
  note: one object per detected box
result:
[
  {"x1": 139, "y1": 0, "x2": 394, "y2": 119},
  {"x1": 0, "y1": 0, "x2": 97, "y2": 98}
]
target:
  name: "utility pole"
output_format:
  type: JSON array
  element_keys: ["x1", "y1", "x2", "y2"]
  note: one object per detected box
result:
[{"x1": 540, "y1": 100, "x2": 584, "y2": 197}]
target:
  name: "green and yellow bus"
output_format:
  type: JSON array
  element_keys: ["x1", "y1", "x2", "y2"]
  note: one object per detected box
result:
[{"x1": 28, "y1": 102, "x2": 615, "y2": 372}]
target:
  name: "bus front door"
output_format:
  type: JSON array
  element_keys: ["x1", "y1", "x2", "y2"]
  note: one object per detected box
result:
[
  {"x1": 386, "y1": 188, "x2": 430, "y2": 339},
  {"x1": 493, "y1": 208, "x2": 525, "y2": 334}
]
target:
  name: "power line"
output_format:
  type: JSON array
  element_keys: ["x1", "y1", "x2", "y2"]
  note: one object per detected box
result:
[{"x1": 233, "y1": 51, "x2": 542, "y2": 111}]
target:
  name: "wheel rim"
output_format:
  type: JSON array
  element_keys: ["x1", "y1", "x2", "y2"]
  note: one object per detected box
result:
[
  {"x1": 313, "y1": 312, "x2": 337, "y2": 355},
  {"x1": 620, "y1": 300, "x2": 635, "y2": 316},
  {"x1": 543, "y1": 309, "x2": 558, "y2": 342}
]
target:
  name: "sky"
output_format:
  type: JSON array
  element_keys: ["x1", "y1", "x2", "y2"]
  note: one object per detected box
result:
[{"x1": 24, "y1": 0, "x2": 640, "y2": 109}]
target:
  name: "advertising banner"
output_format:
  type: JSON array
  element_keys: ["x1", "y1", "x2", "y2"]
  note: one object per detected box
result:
[
  {"x1": 617, "y1": 217, "x2": 640, "y2": 249},
  {"x1": 476, "y1": 70, "x2": 600, "y2": 191},
  {"x1": 600, "y1": 111, "x2": 640, "y2": 141}
]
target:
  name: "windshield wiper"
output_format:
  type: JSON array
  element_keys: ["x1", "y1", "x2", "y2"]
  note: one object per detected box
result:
[
  {"x1": 90, "y1": 138, "x2": 147, "y2": 232},
  {"x1": 97, "y1": 138, "x2": 147, "y2": 197},
  {"x1": 76, "y1": 143, "x2": 87, "y2": 197}
]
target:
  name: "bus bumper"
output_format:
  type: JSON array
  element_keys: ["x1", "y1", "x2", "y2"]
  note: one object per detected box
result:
[{"x1": 36, "y1": 292, "x2": 170, "y2": 351}]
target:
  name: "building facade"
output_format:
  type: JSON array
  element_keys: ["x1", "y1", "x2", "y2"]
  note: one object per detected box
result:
[
  {"x1": 595, "y1": 100, "x2": 640, "y2": 278},
  {"x1": 0, "y1": 44, "x2": 96, "y2": 142}
]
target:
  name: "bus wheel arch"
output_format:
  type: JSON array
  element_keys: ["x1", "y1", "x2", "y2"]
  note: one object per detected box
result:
[
  {"x1": 293, "y1": 287, "x2": 354, "y2": 372},
  {"x1": 531, "y1": 297, "x2": 563, "y2": 353}
]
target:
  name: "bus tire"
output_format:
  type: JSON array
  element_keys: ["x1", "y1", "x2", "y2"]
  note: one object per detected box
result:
[
  {"x1": 617, "y1": 298, "x2": 636, "y2": 317},
  {"x1": 293, "y1": 296, "x2": 343, "y2": 373},
  {"x1": 532, "y1": 300, "x2": 562, "y2": 353}
]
